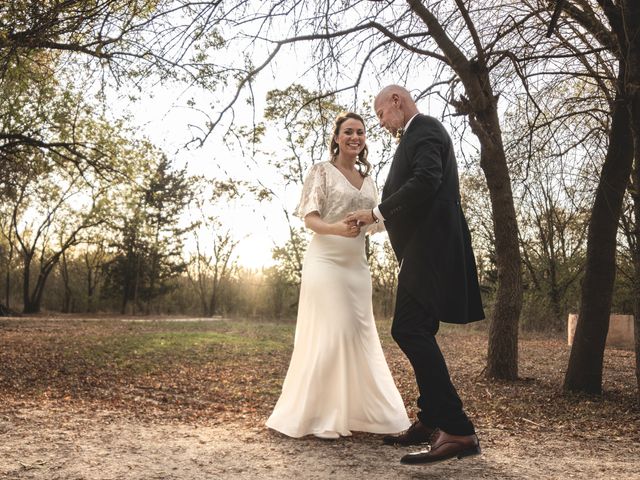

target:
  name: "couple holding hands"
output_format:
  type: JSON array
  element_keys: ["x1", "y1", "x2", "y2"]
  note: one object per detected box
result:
[{"x1": 266, "y1": 85, "x2": 485, "y2": 465}]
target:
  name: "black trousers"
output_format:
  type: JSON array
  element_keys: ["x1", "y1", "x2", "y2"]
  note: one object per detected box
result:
[{"x1": 391, "y1": 284, "x2": 475, "y2": 436}]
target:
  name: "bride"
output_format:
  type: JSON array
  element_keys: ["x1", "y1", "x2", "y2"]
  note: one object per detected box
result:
[{"x1": 266, "y1": 112, "x2": 410, "y2": 439}]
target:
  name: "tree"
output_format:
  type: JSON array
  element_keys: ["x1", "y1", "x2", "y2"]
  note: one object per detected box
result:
[
  {"x1": 619, "y1": 129, "x2": 640, "y2": 402},
  {"x1": 0, "y1": 50, "x2": 90, "y2": 199},
  {"x1": 546, "y1": 0, "x2": 640, "y2": 394},
  {"x1": 210, "y1": 234, "x2": 236, "y2": 316},
  {"x1": 271, "y1": 226, "x2": 308, "y2": 288},
  {"x1": 261, "y1": 266, "x2": 296, "y2": 319},
  {"x1": 187, "y1": 182, "x2": 241, "y2": 317},
  {"x1": 0, "y1": 213, "x2": 16, "y2": 312},
  {"x1": 1, "y1": 1, "x2": 228, "y2": 196},
  {"x1": 620, "y1": 0, "x2": 640, "y2": 403},
  {"x1": 104, "y1": 153, "x2": 194, "y2": 314},
  {"x1": 519, "y1": 189, "x2": 588, "y2": 330},
  {"x1": 0, "y1": 1, "x2": 226, "y2": 81},
  {"x1": 9, "y1": 165, "x2": 107, "y2": 313},
  {"x1": 144, "y1": 156, "x2": 195, "y2": 313},
  {"x1": 633, "y1": 149, "x2": 640, "y2": 402},
  {"x1": 103, "y1": 209, "x2": 148, "y2": 314},
  {"x1": 484, "y1": 0, "x2": 638, "y2": 392},
  {"x1": 81, "y1": 239, "x2": 110, "y2": 313},
  {"x1": 501, "y1": 94, "x2": 593, "y2": 330}
]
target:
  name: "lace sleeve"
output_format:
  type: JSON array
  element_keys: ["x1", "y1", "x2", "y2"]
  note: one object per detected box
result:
[{"x1": 294, "y1": 163, "x2": 327, "y2": 219}]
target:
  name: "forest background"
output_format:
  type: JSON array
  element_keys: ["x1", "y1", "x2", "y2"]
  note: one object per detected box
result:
[{"x1": 1, "y1": 0, "x2": 640, "y2": 397}]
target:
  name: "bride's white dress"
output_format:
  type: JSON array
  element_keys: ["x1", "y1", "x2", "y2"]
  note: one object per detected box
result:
[{"x1": 266, "y1": 161, "x2": 410, "y2": 437}]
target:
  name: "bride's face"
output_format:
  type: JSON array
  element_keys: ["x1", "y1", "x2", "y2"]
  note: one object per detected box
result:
[{"x1": 335, "y1": 118, "x2": 366, "y2": 158}]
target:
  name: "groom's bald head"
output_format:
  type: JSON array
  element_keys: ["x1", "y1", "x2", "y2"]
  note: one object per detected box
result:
[
  {"x1": 374, "y1": 85, "x2": 419, "y2": 136},
  {"x1": 374, "y1": 85, "x2": 415, "y2": 108}
]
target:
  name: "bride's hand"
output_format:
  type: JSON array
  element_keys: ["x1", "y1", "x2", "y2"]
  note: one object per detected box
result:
[{"x1": 334, "y1": 218, "x2": 361, "y2": 237}]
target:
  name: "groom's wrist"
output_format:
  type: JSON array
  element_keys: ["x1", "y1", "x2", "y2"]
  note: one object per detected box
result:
[
  {"x1": 372, "y1": 206, "x2": 384, "y2": 223},
  {"x1": 371, "y1": 209, "x2": 379, "y2": 223}
]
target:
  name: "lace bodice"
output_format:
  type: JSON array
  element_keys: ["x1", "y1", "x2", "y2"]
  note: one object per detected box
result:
[{"x1": 295, "y1": 161, "x2": 384, "y2": 233}]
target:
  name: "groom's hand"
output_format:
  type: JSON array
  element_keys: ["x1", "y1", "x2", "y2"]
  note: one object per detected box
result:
[{"x1": 346, "y1": 209, "x2": 376, "y2": 227}]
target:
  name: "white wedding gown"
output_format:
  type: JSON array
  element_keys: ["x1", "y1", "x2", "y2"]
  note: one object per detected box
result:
[{"x1": 266, "y1": 161, "x2": 410, "y2": 438}]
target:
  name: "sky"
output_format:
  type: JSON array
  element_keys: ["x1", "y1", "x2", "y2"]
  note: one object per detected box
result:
[{"x1": 119, "y1": 65, "x2": 313, "y2": 268}]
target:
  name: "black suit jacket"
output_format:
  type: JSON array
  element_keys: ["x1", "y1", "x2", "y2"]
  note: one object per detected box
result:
[{"x1": 379, "y1": 114, "x2": 485, "y2": 324}]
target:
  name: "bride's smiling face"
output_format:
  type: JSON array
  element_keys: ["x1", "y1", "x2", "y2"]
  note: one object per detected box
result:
[{"x1": 335, "y1": 118, "x2": 366, "y2": 158}]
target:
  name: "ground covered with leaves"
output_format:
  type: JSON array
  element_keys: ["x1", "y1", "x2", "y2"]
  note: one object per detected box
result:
[{"x1": 1, "y1": 316, "x2": 639, "y2": 479}]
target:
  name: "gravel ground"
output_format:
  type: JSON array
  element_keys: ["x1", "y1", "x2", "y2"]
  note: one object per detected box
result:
[{"x1": 2, "y1": 406, "x2": 639, "y2": 480}]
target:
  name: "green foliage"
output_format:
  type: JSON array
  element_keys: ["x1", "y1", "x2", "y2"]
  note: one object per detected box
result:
[{"x1": 103, "y1": 154, "x2": 196, "y2": 314}]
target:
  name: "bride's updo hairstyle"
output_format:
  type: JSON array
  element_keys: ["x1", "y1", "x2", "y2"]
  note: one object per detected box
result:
[{"x1": 329, "y1": 112, "x2": 372, "y2": 177}]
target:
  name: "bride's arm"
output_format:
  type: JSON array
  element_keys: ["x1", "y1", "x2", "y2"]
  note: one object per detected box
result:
[{"x1": 304, "y1": 212, "x2": 361, "y2": 238}]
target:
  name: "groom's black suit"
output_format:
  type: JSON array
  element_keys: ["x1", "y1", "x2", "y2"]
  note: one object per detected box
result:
[{"x1": 379, "y1": 114, "x2": 484, "y2": 436}]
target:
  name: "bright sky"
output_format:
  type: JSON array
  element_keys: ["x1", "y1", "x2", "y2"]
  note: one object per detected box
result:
[{"x1": 122, "y1": 75, "x2": 304, "y2": 269}]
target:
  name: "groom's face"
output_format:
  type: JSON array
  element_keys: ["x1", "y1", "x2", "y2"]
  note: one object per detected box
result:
[{"x1": 374, "y1": 94, "x2": 404, "y2": 137}]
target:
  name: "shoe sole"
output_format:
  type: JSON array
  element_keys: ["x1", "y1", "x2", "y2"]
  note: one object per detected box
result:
[
  {"x1": 401, "y1": 445, "x2": 481, "y2": 465},
  {"x1": 383, "y1": 440, "x2": 430, "y2": 446}
]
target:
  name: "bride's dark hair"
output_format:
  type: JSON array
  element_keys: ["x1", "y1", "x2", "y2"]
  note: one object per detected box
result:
[{"x1": 329, "y1": 112, "x2": 372, "y2": 177}]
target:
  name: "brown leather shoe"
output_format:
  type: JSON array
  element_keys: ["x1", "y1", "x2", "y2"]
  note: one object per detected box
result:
[
  {"x1": 400, "y1": 429, "x2": 481, "y2": 464},
  {"x1": 383, "y1": 421, "x2": 436, "y2": 446}
]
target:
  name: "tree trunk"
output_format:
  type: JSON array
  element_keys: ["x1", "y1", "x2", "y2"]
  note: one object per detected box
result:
[
  {"x1": 120, "y1": 253, "x2": 133, "y2": 315},
  {"x1": 60, "y1": 251, "x2": 72, "y2": 313},
  {"x1": 633, "y1": 140, "x2": 640, "y2": 403},
  {"x1": 208, "y1": 275, "x2": 219, "y2": 317},
  {"x1": 199, "y1": 274, "x2": 208, "y2": 317},
  {"x1": 5, "y1": 238, "x2": 13, "y2": 309},
  {"x1": 407, "y1": 0, "x2": 523, "y2": 380},
  {"x1": 564, "y1": 86, "x2": 634, "y2": 394},
  {"x1": 549, "y1": 281, "x2": 563, "y2": 329},
  {"x1": 4, "y1": 269, "x2": 9, "y2": 309},
  {"x1": 22, "y1": 253, "x2": 35, "y2": 313},
  {"x1": 120, "y1": 297, "x2": 128, "y2": 315},
  {"x1": 24, "y1": 260, "x2": 57, "y2": 315},
  {"x1": 635, "y1": 292, "x2": 640, "y2": 404},
  {"x1": 133, "y1": 252, "x2": 141, "y2": 315},
  {"x1": 146, "y1": 236, "x2": 160, "y2": 315},
  {"x1": 86, "y1": 266, "x2": 95, "y2": 313},
  {"x1": 32, "y1": 270, "x2": 49, "y2": 312},
  {"x1": 478, "y1": 112, "x2": 522, "y2": 380}
]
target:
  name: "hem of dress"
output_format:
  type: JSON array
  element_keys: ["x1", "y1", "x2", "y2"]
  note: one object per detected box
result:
[{"x1": 265, "y1": 420, "x2": 411, "y2": 439}]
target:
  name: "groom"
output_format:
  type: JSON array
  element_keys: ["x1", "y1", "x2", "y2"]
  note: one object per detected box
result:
[{"x1": 347, "y1": 85, "x2": 485, "y2": 465}]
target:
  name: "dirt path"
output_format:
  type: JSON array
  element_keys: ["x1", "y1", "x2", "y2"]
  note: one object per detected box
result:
[{"x1": 1, "y1": 406, "x2": 639, "y2": 480}]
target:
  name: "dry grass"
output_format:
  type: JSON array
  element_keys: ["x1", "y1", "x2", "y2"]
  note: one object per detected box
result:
[{"x1": 0, "y1": 315, "x2": 638, "y2": 440}]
